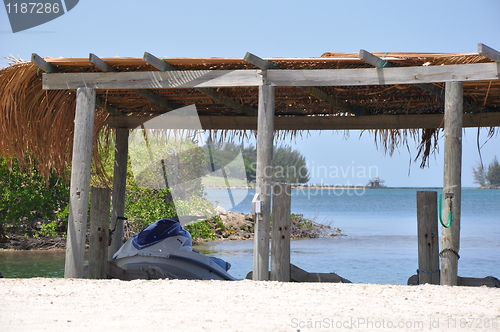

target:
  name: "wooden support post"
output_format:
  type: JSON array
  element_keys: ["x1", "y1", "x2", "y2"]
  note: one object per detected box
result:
[
  {"x1": 108, "y1": 128, "x2": 129, "y2": 260},
  {"x1": 417, "y1": 191, "x2": 439, "y2": 285},
  {"x1": 89, "y1": 187, "x2": 111, "y2": 279},
  {"x1": 253, "y1": 81, "x2": 275, "y2": 281},
  {"x1": 64, "y1": 87, "x2": 95, "y2": 278},
  {"x1": 271, "y1": 184, "x2": 291, "y2": 282},
  {"x1": 440, "y1": 81, "x2": 463, "y2": 286}
]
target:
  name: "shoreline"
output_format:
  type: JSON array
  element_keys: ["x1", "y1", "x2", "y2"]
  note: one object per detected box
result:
[
  {"x1": 0, "y1": 212, "x2": 343, "y2": 251},
  {"x1": 2, "y1": 278, "x2": 500, "y2": 332},
  {"x1": 204, "y1": 185, "x2": 492, "y2": 190}
]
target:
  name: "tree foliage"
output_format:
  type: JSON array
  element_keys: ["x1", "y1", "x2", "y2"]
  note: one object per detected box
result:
[
  {"x1": 0, "y1": 135, "x2": 311, "y2": 239},
  {"x1": 0, "y1": 158, "x2": 69, "y2": 235},
  {"x1": 472, "y1": 156, "x2": 500, "y2": 187},
  {"x1": 206, "y1": 143, "x2": 310, "y2": 184},
  {"x1": 272, "y1": 145, "x2": 310, "y2": 184},
  {"x1": 472, "y1": 161, "x2": 487, "y2": 187},
  {"x1": 486, "y1": 156, "x2": 500, "y2": 186}
]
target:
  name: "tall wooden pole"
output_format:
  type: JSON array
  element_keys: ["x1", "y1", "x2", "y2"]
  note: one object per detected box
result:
[
  {"x1": 440, "y1": 81, "x2": 463, "y2": 286},
  {"x1": 417, "y1": 191, "x2": 439, "y2": 285},
  {"x1": 253, "y1": 79, "x2": 274, "y2": 281},
  {"x1": 271, "y1": 184, "x2": 291, "y2": 282},
  {"x1": 64, "y1": 87, "x2": 95, "y2": 278},
  {"x1": 108, "y1": 128, "x2": 129, "y2": 259},
  {"x1": 89, "y1": 187, "x2": 111, "y2": 279}
]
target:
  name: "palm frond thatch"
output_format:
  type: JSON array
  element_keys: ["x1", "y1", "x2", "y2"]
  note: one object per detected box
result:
[{"x1": 0, "y1": 62, "x2": 109, "y2": 182}]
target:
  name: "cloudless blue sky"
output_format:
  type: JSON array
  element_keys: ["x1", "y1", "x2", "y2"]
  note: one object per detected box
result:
[{"x1": 1, "y1": 0, "x2": 499, "y2": 186}]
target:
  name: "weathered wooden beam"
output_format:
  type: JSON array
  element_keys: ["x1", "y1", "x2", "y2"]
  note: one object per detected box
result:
[
  {"x1": 43, "y1": 69, "x2": 262, "y2": 89},
  {"x1": 271, "y1": 184, "x2": 291, "y2": 282},
  {"x1": 245, "y1": 52, "x2": 362, "y2": 114},
  {"x1": 43, "y1": 62, "x2": 500, "y2": 90},
  {"x1": 478, "y1": 43, "x2": 500, "y2": 62},
  {"x1": 440, "y1": 81, "x2": 463, "y2": 286},
  {"x1": 107, "y1": 112, "x2": 500, "y2": 130},
  {"x1": 108, "y1": 128, "x2": 129, "y2": 260},
  {"x1": 143, "y1": 52, "x2": 179, "y2": 72},
  {"x1": 253, "y1": 81, "x2": 274, "y2": 281},
  {"x1": 143, "y1": 52, "x2": 256, "y2": 115},
  {"x1": 88, "y1": 187, "x2": 111, "y2": 279},
  {"x1": 32, "y1": 53, "x2": 124, "y2": 115},
  {"x1": 244, "y1": 52, "x2": 277, "y2": 70},
  {"x1": 266, "y1": 62, "x2": 500, "y2": 87},
  {"x1": 417, "y1": 191, "x2": 440, "y2": 285},
  {"x1": 359, "y1": 49, "x2": 390, "y2": 68},
  {"x1": 64, "y1": 87, "x2": 95, "y2": 278},
  {"x1": 90, "y1": 53, "x2": 180, "y2": 111},
  {"x1": 359, "y1": 50, "x2": 488, "y2": 114},
  {"x1": 89, "y1": 53, "x2": 115, "y2": 72},
  {"x1": 247, "y1": 264, "x2": 351, "y2": 283},
  {"x1": 360, "y1": 50, "x2": 443, "y2": 100},
  {"x1": 408, "y1": 274, "x2": 500, "y2": 287},
  {"x1": 31, "y1": 53, "x2": 57, "y2": 73}
]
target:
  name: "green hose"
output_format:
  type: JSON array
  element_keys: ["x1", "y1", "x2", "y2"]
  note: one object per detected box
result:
[{"x1": 438, "y1": 194, "x2": 453, "y2": 228}]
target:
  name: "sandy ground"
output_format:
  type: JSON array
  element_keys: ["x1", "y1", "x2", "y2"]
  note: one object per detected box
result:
[{"x1": 1, "y1": 278, "x2": 499, "y2": 332}]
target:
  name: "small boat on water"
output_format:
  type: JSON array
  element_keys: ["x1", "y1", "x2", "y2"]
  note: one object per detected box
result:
[{"x1": 111, "y1": 217, "x2": 236, "y2": 281}]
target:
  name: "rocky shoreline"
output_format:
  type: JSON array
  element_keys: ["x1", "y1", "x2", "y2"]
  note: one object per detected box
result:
[
  {"x1": 193, "y1": 211, "x2": 344, "y2": 244},
  {"x1": 0, "y1": 212, "x2": 343, "y2": 250}
]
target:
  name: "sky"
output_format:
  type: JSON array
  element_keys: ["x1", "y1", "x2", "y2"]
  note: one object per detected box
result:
[{"x1": 1, "y1": 0, "x2": 499, "y2": 187}]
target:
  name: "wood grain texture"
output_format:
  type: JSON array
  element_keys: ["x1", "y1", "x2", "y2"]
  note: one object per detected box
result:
[
  {"x1": 440, "y1": 82, "x2": 463, "y2": 286},
  {"x1": 108, "y1": 128, "x2": 129, "y2": 260},
  {"x1": 253, "y1": 83, "x2": 275, "y2": 281},
  {"x1": 43, "y1": 70, "x2": 263, "y2": 89},
  {"x1": 417, "y1": 191, "x2": 439, "y2": 285},
  {"x1": 89, "y1": 187, "x2": 111, "y2": 279},
  {"x1": 64, "y1": 87, "x2": 95, "y2": 278},
  {"x1": 271, "y1": 184, "x2": 291, "y2": 282},
  {"x1": 107, "y1": 112, "x2": 500, "y2": 130}
]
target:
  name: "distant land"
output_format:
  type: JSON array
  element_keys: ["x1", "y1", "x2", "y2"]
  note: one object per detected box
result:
[{"x1": 202, "y1": 176, "x2": 495, "y2": 190}]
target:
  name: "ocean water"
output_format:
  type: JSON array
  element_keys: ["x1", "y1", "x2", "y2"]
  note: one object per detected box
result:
[
  {"x1": 1, "y1": 188, "x2": 498, "y2": 284},
  {"x1": 202, "y1": 188, "x2": 500, "y2": 284}
]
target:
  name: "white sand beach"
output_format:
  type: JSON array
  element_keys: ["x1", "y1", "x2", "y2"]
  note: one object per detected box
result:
[{"x1": 1, "y1": 278, "x2": 499, "y2": 332}]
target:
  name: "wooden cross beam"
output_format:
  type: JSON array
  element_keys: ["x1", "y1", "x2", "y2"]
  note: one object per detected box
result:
[
  {"x1": 244, "y1": 52, "x2": 365, "y2": 115},
  {"x1": 42, "y1": 63, "x2": 500, "y2": 89},
  {"x1": 89, "y1": 53, "x2": 182, "y2": 111},
  {"x1": 359, "y1": 49, "x2": 493, "y2": 114},
  {"x1": 359, "y1": 49, "x2": 444, "y2": 96},
  {"x1": 107, "y1": 111, "x2": 500, "y2": 130},
  {"x1": 143, "y1": 52, "x2": 256, "y2": 116},
  {"x1": 32, "y1": 53, "x2": 124, "y2": 116},
  {"x1": 478, "y1": 43, "x2": 500, "y2": 62}
]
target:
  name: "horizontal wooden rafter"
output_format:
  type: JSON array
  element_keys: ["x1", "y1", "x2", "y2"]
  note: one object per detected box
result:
[
  {"x1": 359, "y1": 50, "x2": 488, "y2": 114},
  {"x1": 144, "y1": 52, "x2": 256, "y2": 115},
  {"x1": 90, "y1": 53, "x2": 182, "y2": 111},
  {"x1": 107, "y1": 112, "x2": 500, "y2": 130},
  {"x1": 478, "y1": 43, "x2": 500, "y2": 62},
  {"x1": 245, "y1": 52, "x2": 364, "y2": 115},
  {"x1": 268, "y1": 63, "x2": 500, "y2": 87},
  {"x1": 43, "y1": 70, "x2": 263, "y2": 89},
  {"x1": 42, "y1": 62, "x2": 500, "y2": 90},
  {"x1": 359, "y1": 49, "x2": 390, "y2": 68},
  {"x1": 32, "y1": 53, "x2": 124, "y2": 115}
]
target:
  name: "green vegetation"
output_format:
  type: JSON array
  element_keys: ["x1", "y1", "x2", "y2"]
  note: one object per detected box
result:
[
  {"x1": 0, "y1": 133, "x2": 313, "y2": 241},
  {"x1": 0, "y1": 158, "x2": 69, "y2": 237},
  {"x1": 472, "y1": 156, "x2": 500, "y2": 187},
  {"x1": 184, "y1": 219, "x2": 216, "y2": 240},
  {"x1": 206, "y1": 142, "x2": 310, "y2": 184}
]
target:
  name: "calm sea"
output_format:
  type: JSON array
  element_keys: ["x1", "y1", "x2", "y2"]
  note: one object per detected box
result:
[{"x1": 1, "y1": 188, "x2": 498, "y2": 285}]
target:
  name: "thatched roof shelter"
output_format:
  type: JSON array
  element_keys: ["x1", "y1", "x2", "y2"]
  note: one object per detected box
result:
[
  {"x1": 1, "y1": 46, "x2": 499, "y2": 283},
  {"x1": 1, "y1": 48, "x2": 499, "y2": 179}
]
